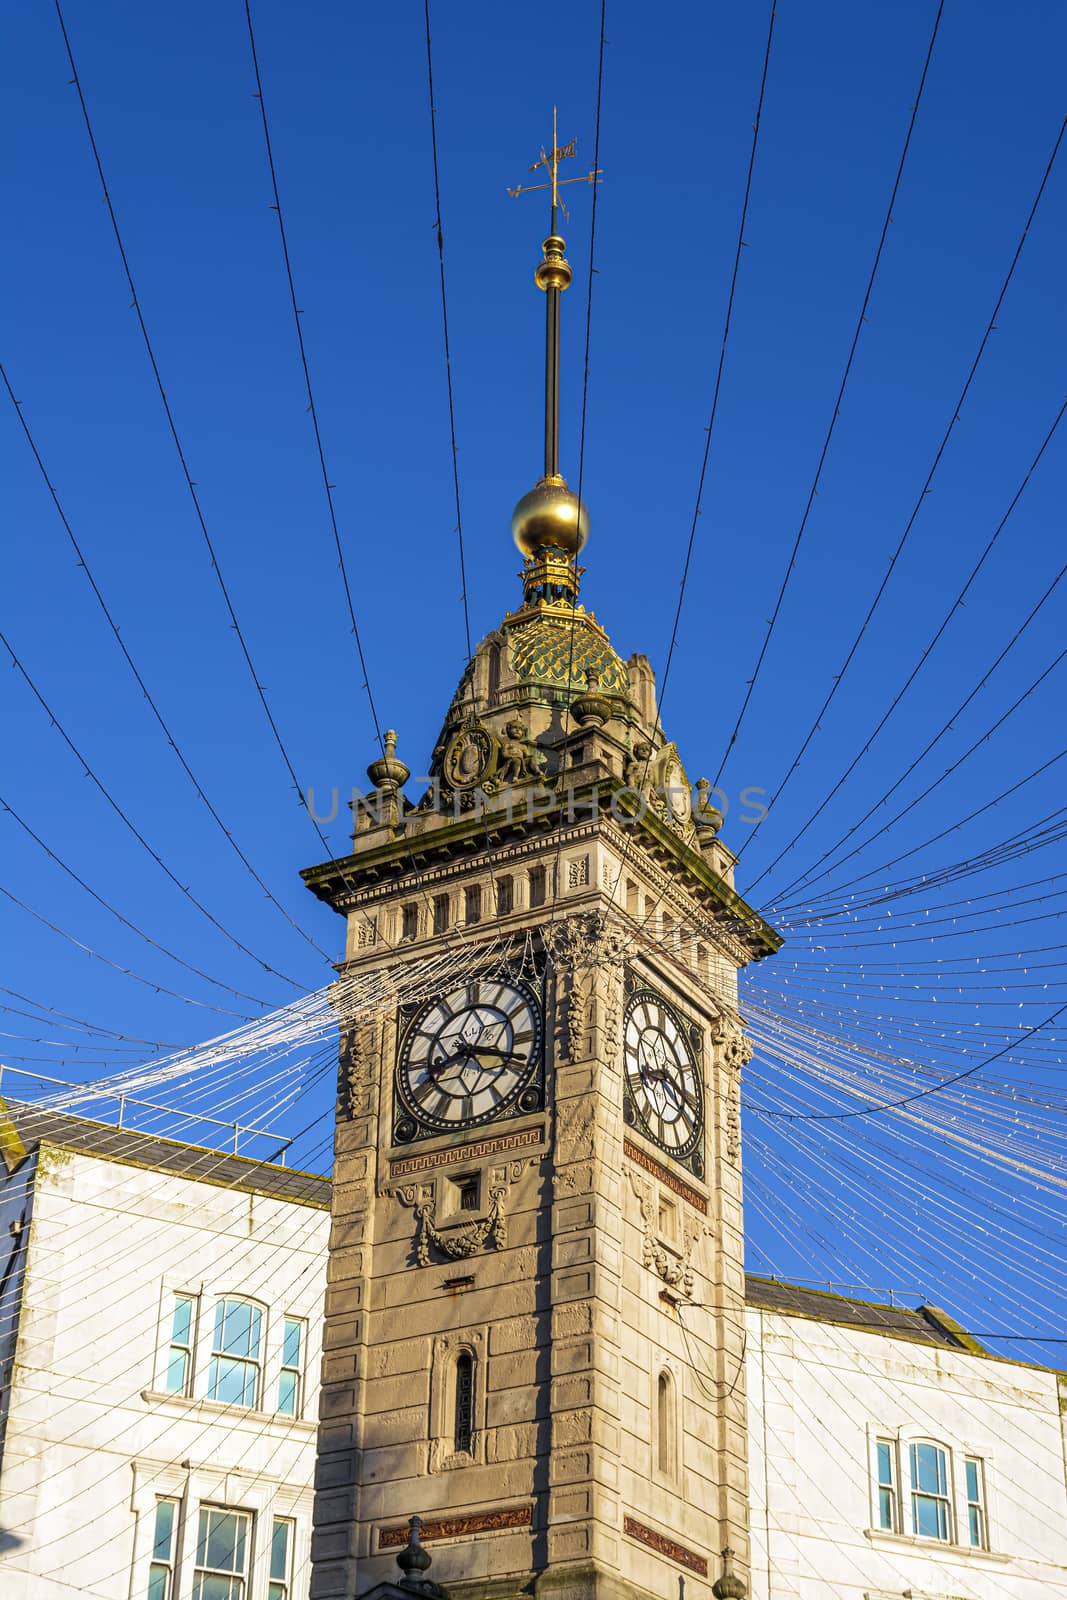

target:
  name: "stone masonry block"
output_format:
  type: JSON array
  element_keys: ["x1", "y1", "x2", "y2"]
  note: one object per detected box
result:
[
  {"x1": 491, "y1": 1315, "x2": 541, "y2": 1355},
  {"x1": 324, "y1": 1284, "x2": 363, "y2": 1318}
]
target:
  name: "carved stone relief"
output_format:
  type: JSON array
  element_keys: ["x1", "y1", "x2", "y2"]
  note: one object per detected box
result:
[
  {"x1": 546, "y1": 910, "x2": 627, "y2": 1067},
  {"x1": 627, "y1": 1169, "x2": 709, "y2": 1298},
  {"x1": 393, "y1": 1159, "x2": 534, "y2": 1267},
  {"x1": 337, "y1": 1022, "x2": 377, "y2": 1122}
]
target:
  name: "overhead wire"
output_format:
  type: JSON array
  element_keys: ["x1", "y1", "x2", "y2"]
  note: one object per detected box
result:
[
  {"x1": 747, "y1": 396, "x2": 1067, "y2": 894},
  {"x1": 0, "y1": 356, "x2": 331, "y2": 966},
  {"x1": 243, "y1": 0, "x2": 386, "y2": 748},
  {"x1": 710, "y1": 0, "x2": 946, "y2": 789},
  {"x1": 0, "y1": 630, "x2": 298, "y2": 999},
  {"x1": 735, "y1": 110, "x2": 1067, "y2": 862}
]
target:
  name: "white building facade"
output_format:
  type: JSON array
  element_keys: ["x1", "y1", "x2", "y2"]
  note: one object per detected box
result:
[
  {"x1": 746, "y1": 1279, "x2": 1067, "y2": 1599},
  {"x1": 1, "y1": 1108, "x2": 1065, "y2": 1600},
  {"x1": 0, "y1": 1108, "x2": 329, "y2": 1600}
]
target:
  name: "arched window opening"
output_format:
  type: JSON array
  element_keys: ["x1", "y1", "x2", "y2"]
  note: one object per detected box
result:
[
  {"x1": 453, "y1": 1351, "x2": 474, "y2": 1454},
  {"x1": 910, "y1": 1441, "x2": 952, "y2": 1541},
  {"x1": 207, "y1": 1298, "x2": 263, "y2": 1408},
  {"x1": 656, "y1": 1370, "x2": 674, "y2": 1477}
]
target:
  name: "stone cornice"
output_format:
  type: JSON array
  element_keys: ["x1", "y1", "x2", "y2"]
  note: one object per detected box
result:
[{"x1": 301, "y1": 782, "x2": 781, "y2": 961}]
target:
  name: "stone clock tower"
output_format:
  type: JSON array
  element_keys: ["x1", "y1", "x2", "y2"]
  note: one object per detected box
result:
[{"x1": 301, "y1": 124, "x2": 780, "y2": 1600}]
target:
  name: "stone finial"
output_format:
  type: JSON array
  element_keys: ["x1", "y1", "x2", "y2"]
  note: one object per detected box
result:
[
  {"x1": 367, "y1": 729, "x2": 410, "y2": 792},
  {"x1": 394, "y1": 1517, "x2": 449, "y2": 1599},
  {"x1": 694, "y1": 777, "x2": 724, "y2": 837},
  {"x1": 396, "y1": 1518, "x2": 432, "y2": 1582},
  {"x1": 711, "y1": 1547, "x2": 747, "y2": 1600},
  {"x1": 573, "y1": 667, "x2": 612, "y2": 728}
]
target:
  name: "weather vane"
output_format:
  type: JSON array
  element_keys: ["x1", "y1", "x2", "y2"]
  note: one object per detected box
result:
[{"x1": 507, "y1": 106, "x2": 601, "y2": 231}]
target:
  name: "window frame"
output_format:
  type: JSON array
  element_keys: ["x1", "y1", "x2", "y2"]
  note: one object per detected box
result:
[
  {"x1": 207, "y1": 1297, "x2": 266, "y2": 1410},
  {"x1": 192, "y1": 1504, "x2": 253, "y2": 1600},
  {"x1": 268, "y1": 1515, "x2": 295, "y2": 1600},
  {"x1": 147, "y1": 1497, "x2": 179, "y2": 1600},
  {"x1": 874, "y1": 1437, "x2": 899, "y2": 1533},
  {"x1": 870, "y1": 1432, "x2": 992, "y2": 1552},
  {"x1": 162, "y1": 1292, "x2": 196, "y2": 1398},
  {"x1": 277, "y1": 1316, "x2": 305, "y2": 1419},
  {"x1": 909, "y1": 1439, "x2": 953, "y2": 1543},
  {"x1": 965, "y1": 1455, "x2": 987, "y2": 1550},
  {"x1": 452, "y1": 1348, "x2": 475, "y2": 1455}
]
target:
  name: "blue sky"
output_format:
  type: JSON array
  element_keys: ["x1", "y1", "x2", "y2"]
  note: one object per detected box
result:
[{"x1": 2, "y1": 3, "x2": 1065, "y2": 1341}]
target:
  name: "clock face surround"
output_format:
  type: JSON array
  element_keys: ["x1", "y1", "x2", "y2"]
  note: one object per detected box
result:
[
  {"x1": 623, "y1": 986, "x2": 704, "y2": 1175},
  {"x1": 394, "y1": 975, "x2": 543, "y2": 1142}
]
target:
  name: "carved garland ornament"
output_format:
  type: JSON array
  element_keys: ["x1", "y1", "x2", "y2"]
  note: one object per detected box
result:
[
  {"x1": 627, "y1": 1169, "x2": 709, "y2": 1298},
  {"x1": 395, "y1": 1159, "x2": 534, "y2": 1267},
  {"x1": 545, "y1": 911, "x2": 627, "y2": 1067},
  {"x1": 718, "y1": 1021, "x2": 752, "y2": 1165}
]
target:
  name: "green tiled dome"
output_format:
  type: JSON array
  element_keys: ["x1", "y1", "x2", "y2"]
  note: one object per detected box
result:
[{"x1": 507, "y1": 613, "x2": 630, "y2": 695}]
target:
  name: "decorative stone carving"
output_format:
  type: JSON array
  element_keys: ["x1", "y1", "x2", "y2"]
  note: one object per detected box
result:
[
  {"x1": 394, "y1": 1160, "x2": 534, "y2": 1267},
  {"x1": 546, "y1": 911, "x2": 627, "y2": 1065},
  {"x1": 725, "y1": 1079, "x2": 742, "y2": 1164},
  {"x1": 627, "y1": 1169, "x2": 708, "y2": 1298},
  {"x1": 496, "y1": 716, "x2": 546, "y2": 785},
  {"x1": 338, "y1": 1023, "x2": 376, "y2": 1121},
  {"x1": 720, "y1": 1023, "x2": 754, "y2": 1073},
  {"x1": 443, "y1": 721, "x2": 496, "y2": 791}
]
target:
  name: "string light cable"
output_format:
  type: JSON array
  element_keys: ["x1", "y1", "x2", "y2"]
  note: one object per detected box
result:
[
  {"x1": 242, "y1": 0, "x2": 386, "y2": 741},
  {"x1": 0, "y1": 882, "x2": 252, "y2": 1020},
  {"x1": 734, "y1": 111, "x2": 1067, "y2": 865},
  {"x1": 548, "y1": 0, "x2": 608, "y2": 923},
  {"x1": 0, "y1": 357, "x2": 332, "y2": 966},
  {"x1": 746, "y1": 394, "x2": 1067, "y2": 894},
  {"x1": 710, "y1": 0, "x2": 946, "y2": 790},
  {"x1": 598, "y1": 0, "x2": 774, "y2": 946},
  {"x1": 421, "y1": 0, "x2": 473, "y2": 668},
  {"x1": 0, "y1": 790, "x2": 281, "y2": 1010}
]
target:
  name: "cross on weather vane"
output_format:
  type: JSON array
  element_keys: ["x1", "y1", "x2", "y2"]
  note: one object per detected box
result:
[{"x1": 507, "y1": 106, "x2": 602, "y2": 230}]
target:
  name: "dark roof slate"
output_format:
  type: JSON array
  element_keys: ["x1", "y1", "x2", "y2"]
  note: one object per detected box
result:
[
  {"x1": 744, "y1": 1274, "x2": 971, "y2": 1349},
  {"x1": 5, "y1": 1103, "x2": 331, "y2": 1208}
]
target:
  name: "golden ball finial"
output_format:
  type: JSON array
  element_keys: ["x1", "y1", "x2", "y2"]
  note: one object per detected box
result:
[{"x1": 512, "y1": 475, "x2": 590, "y2": 558}]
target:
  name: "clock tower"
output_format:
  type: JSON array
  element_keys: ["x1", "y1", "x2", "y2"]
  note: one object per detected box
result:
[{"x1": 302, "y1": 123, "x2": 781, "y2": 1600}]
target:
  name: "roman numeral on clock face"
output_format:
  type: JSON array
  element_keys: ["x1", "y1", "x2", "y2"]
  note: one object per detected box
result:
[
  {"x1": 395, "y1": 976, "x2": 543, "y2": 1137},
  {"x1": 623, "y1": 989, "x2": 704, "y2": 1165}
]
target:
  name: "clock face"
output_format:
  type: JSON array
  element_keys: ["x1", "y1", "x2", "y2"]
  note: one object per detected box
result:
[
  {"x1": 623, "y1": 990, "x2": 703, "y2": 1168},
  {"x1": 395, "y1": 976, "x2": 543, "y2": 1140}
]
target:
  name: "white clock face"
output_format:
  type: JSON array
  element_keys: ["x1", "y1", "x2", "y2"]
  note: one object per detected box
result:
[
  {"x1": 624, "y1": 991, "x2": 703, "y2": 1164},
  {"x1": 395, "y1": 977, "x2": 542, "y2": 1139}
]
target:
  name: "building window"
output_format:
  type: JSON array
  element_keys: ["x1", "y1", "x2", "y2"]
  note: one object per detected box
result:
[
  {"x1": 453, "y1": 1351, "x2": 474, "y2": 1454},
  {"x1": 875, "y1": 1439, "x2": 898, "y2": 1531},
  {"x1": 528, "y1": 865, "x2": 546, "y2": 908},
  {"x1": 496, "y1": 876, "x2": 513, "y2": 916},
  {"x1": 910, "y1": 1441, "x2": 952, "y2": 1541},
  {"x1": 268, "y1": 1517, "x2": 294, "y2": 1600},
  {"x1": 278, "y1": 1317, "x2": 304, "y2": 1418},
  {"x1": 402, "y1": 903, "x2": 418, "y2": 940},
  {"x1": 457, "y1": 1178, "x2": 479, "y2": 1212},
  {"x1": 148, "y1": 1498, "x2": 178, "y2": 1600},
  {"x1": 207, "y1": 1300, "x2": 263, "y2": 1408},
  {"x1": 433, "y1": 894, "x2": 450, "y2": 935},
  {"x1": 193, "y1": 1507, "x2": 251, "y2": 1600},
  {"x1": 965, "y1": 1457, "x2": 986, "y2": 1549},
  {"x1": 465, "y1": 885, "x2": 482, "y2": 925},
  {"x1": 164, "y1": 1294, "x2": 195, "y2": 1396},
  {"x1": 656, "y1": 1371, "x2": 675, "y2": 1477}
]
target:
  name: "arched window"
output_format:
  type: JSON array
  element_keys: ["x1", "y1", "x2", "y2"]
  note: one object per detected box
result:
[
  {"x1": 453, "y1": 1351, "x2": 474, "y2": 1454},
  {"x1": 207, "y1": 1298, "x2": 263, "y2": 1408},
  {"x1": 656, "y1": 1370, "x2": 675, "y2": 1477},
  {"x1": 909, "y1": 1441, "x2": 952, "y2": 1541}
]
